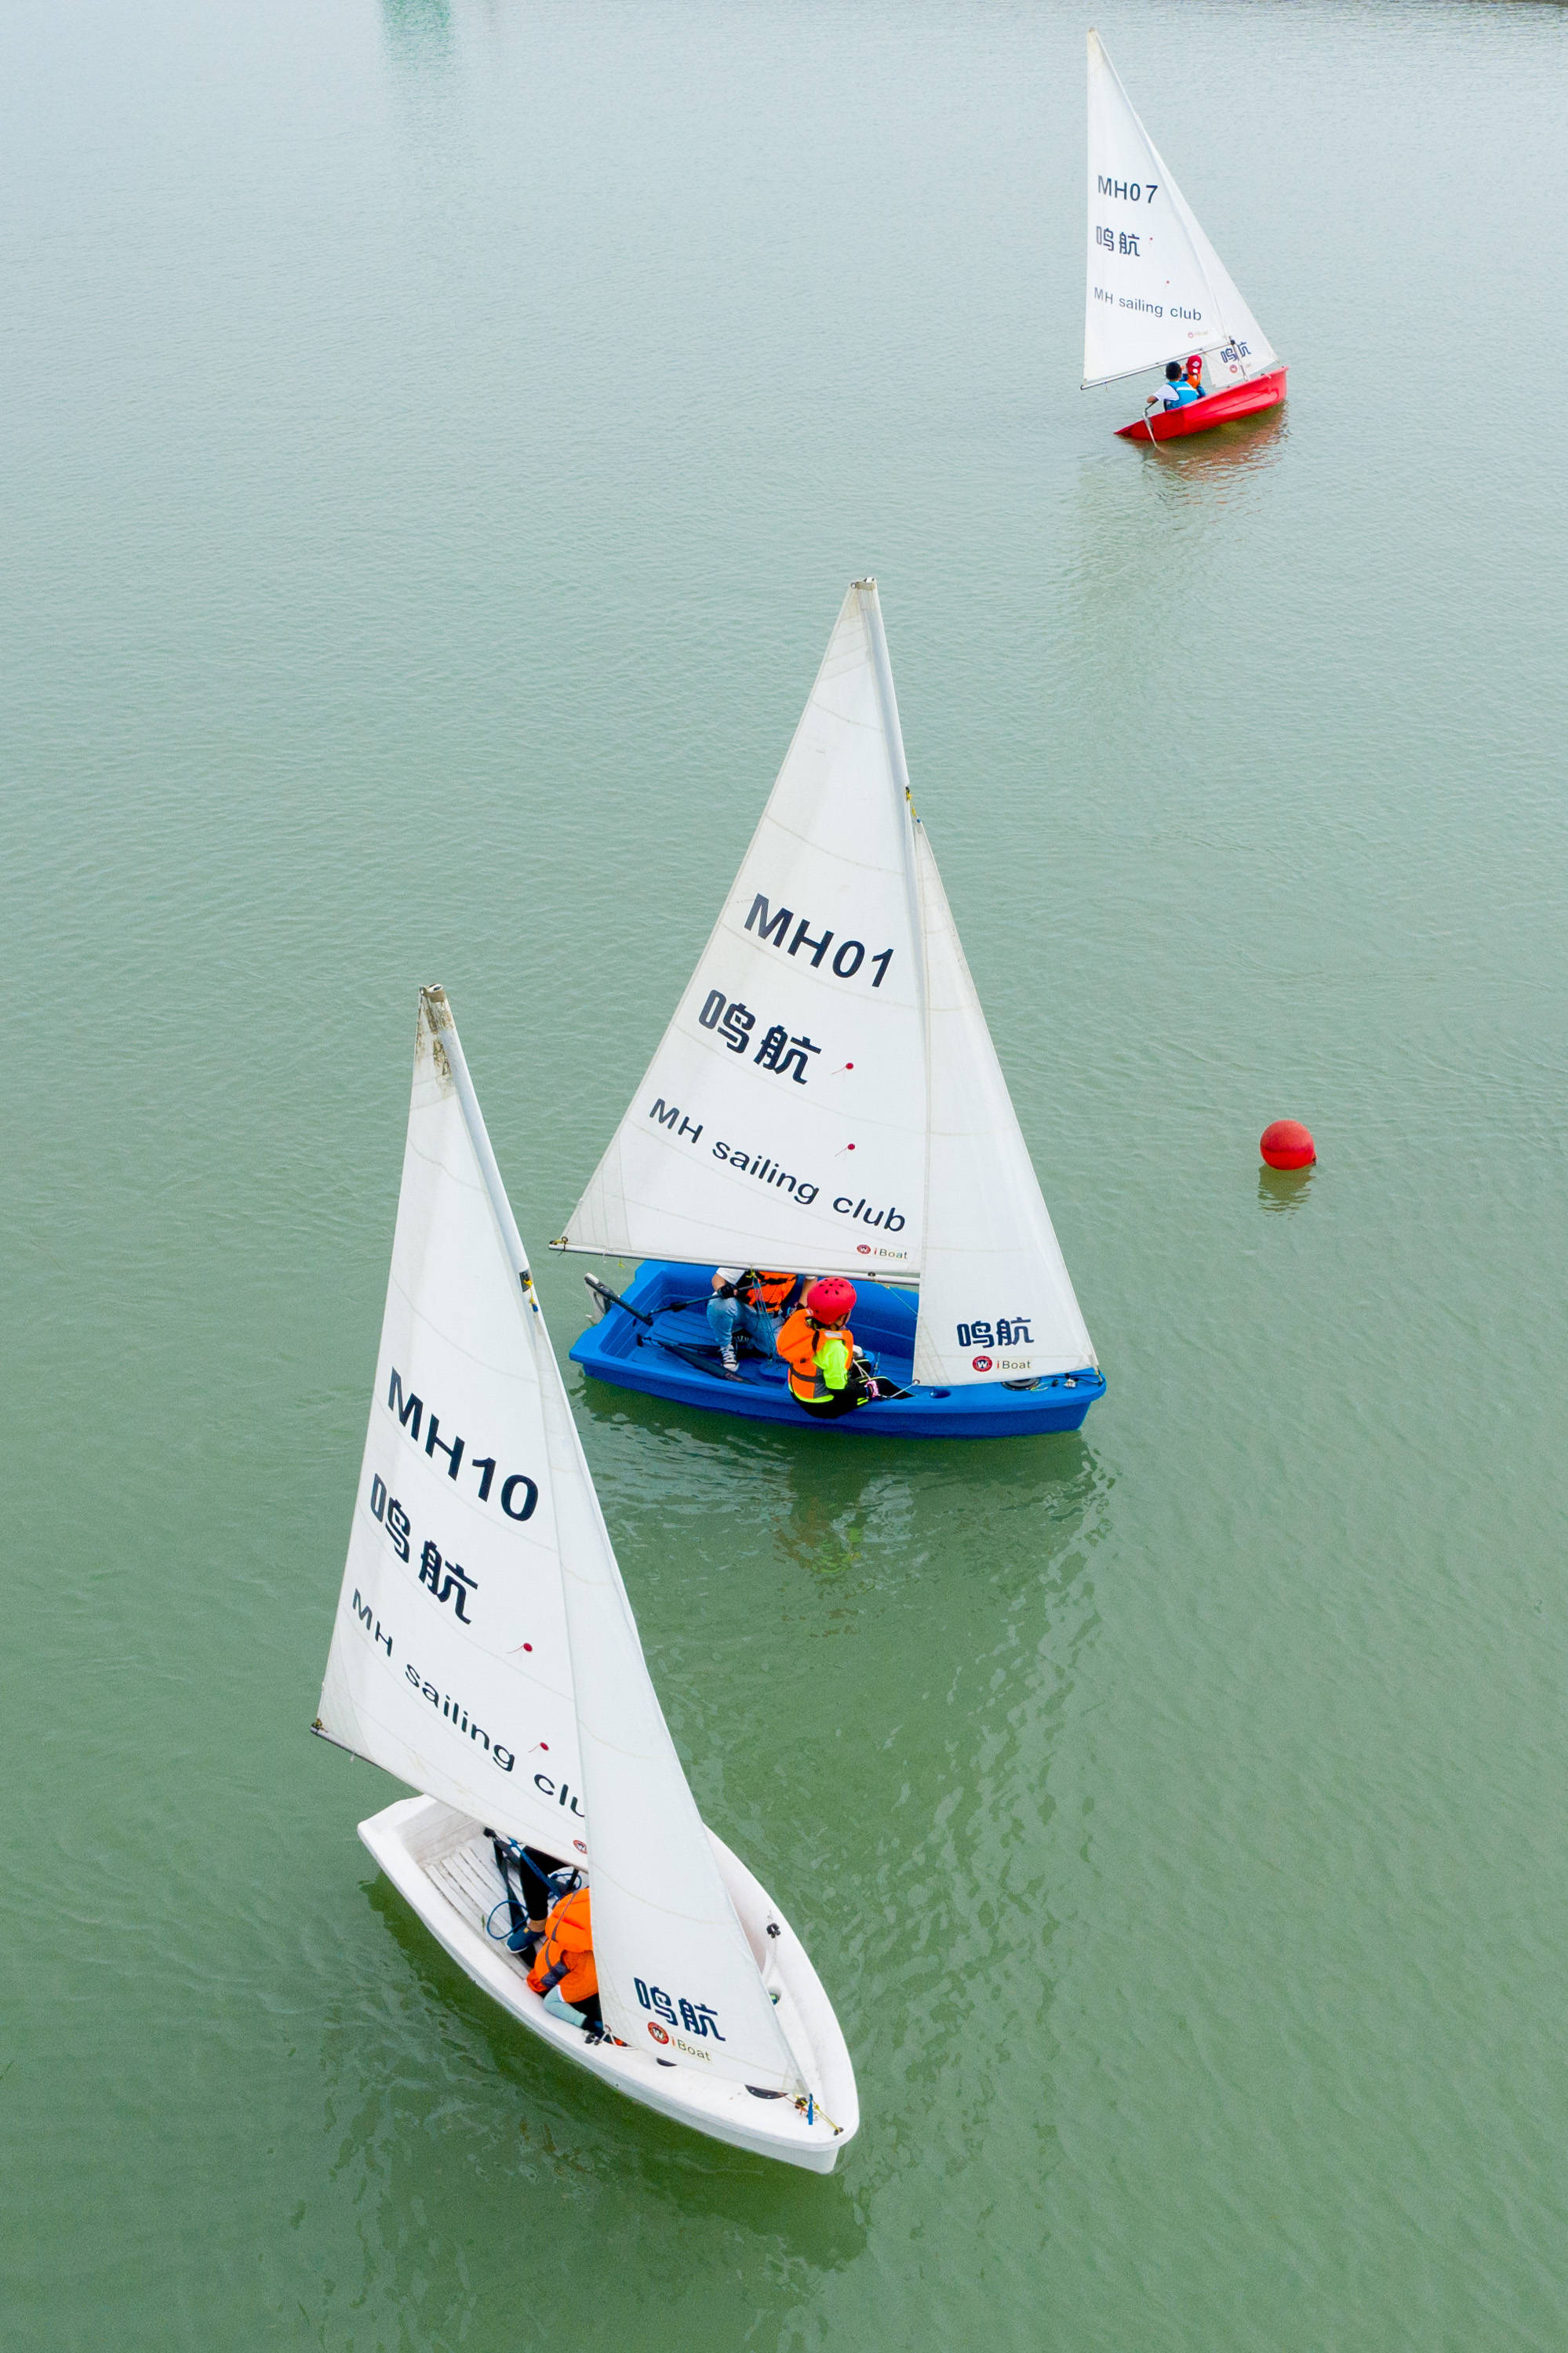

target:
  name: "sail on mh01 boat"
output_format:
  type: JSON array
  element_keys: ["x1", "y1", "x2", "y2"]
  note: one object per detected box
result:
[
  {"x1": 1084, "y1": 28, "x2": 1286, "y2": 442},
  {"x1": 555, "y1": 579, "x2": 1104, "y2": 1440},
  {"x1": 314, "y1": 987, "x2": 857, "y2": 2170}
]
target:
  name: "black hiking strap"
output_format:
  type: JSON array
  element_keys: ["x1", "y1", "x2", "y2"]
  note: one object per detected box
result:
[
  {"x1": 587, "y1": 1273, "x2": 737, "y2": 1379},
  {"x1": 489, "y1": 1835, "x2": 526, "y2": 1940},
  {"x1": 635, "y1": 1329, "x2": 745, "y2": 1384}
]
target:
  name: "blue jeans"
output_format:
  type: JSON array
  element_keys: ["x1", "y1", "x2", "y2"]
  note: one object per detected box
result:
[{"x1": 707, "y1": 1297, "x2": 773, "y2": 1355}]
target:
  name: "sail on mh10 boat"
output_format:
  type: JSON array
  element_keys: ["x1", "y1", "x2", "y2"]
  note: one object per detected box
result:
[
  {"x1": 314, "y1": 987, "x2": 857, "y2": 2170},
  {"x1": 557, "y1": 579, "x2": 1104, "y2": 1440},
  {"x1": 1084, "y1": 28, "x2": 1286, "y2": 442}
]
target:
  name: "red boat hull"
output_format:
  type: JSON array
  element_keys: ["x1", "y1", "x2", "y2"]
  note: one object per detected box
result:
[{"x1": 1117, "y1": 365, "x2": 1287, "y2": 442}]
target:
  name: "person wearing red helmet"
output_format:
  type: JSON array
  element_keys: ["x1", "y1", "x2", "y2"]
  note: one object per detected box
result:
[
  {"x1": 776, "y1": 1278, "x2": 882, "y2": 1418},
  {"x1": 1180, "y1": 351, "x2": 1206, "y2": 402}
]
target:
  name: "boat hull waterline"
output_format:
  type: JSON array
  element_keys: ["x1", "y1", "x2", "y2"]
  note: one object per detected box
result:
[
  {"x1": 1118, "y1": 366, "x2": 1287, "y2": 442},
  {"x1": 570, "y1": 1263, "x2": 1105, "y2": 1438},
  {"x1": 362, "y1": 1795, "x2": 858, "y2": 2172}
]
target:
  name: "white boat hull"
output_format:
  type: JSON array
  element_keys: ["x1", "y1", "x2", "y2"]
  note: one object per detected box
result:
[{"x1": 358, "y1": 1795, "x2": 859, "y2": 2173}]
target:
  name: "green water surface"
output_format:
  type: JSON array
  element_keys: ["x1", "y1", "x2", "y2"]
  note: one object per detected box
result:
[{"x1": 5, "y1": 1, "x2": 1568, "y2": 2346}]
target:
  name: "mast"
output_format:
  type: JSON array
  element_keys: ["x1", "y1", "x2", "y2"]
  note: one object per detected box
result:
[
  {"x1": 424, "y1": 986, "x2": 538, "y2": 1314},
  {"x1": 857, "y1": 574, "x2": 930, "y2": 1085}
]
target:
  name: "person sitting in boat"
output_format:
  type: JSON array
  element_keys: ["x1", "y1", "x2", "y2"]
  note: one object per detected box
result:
[
  {"x1": 1151, "y1": 359, "x2": 1186, "y2": 413},
  {"x1": 707, "y1": 1267, "x2": 800, "y2": 1373},
  {"x1": 527, "y1": 1883, "x2": 609, "y2": 2041},
  {"x1": 489, "y1": 1833, "x2": 569, "y2": 1964},
  {"x1": 1180, "y1": 352, "x2": 1206, "y2": 401},
  {"x1": 776, "y1": 1278, "x2": 882, "y2": 1419}
]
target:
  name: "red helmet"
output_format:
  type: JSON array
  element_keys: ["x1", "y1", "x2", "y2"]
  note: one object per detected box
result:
[{"x1": 805, "y1": 1277, "x2": 857, "y2": 1324}]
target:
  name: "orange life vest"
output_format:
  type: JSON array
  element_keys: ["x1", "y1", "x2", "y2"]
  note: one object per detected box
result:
[
  {"x1": 776, "y1": 1306, "x2": 857, "y2": 1402},
  {"x1": 526, "y1": 1885, "x2": 597, "y2": 2008},
  {"x1": 751, "y1": 1270, "x2": 800, "y2": 1313}
]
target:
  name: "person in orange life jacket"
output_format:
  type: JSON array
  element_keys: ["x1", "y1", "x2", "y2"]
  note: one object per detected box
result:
[
  {"x1": 707, "y1": 1267, "x2": 801, "y2": 1373},
  {"x1": 1180, "y1": 351, "x2": 1206, "y2": 401},
  {"x1": 526, "y1": 1884, "x2": 617, "y2": 2042},
  {"x1": 775, "y1": 1278, "x2": 882, "y2": 1419}
]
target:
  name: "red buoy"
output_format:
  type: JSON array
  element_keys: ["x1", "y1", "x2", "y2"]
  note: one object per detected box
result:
[{"x1": 1260, "y1": 1119, "x2": 1315, "y2": 1170}]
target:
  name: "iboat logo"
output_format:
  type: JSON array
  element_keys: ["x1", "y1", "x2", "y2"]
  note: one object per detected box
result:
[
  {"x1": 971, "y1": 1355, "x2": 993, "y2": 1372},
  {"x1": 857, "y1": 1242, "x2": 871, "y2": 1254},
  {"x1": 648, "y1": 2023, "x2": 670, "y2": 2045}
]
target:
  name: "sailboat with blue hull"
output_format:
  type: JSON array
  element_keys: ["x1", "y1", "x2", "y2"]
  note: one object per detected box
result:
[
  {"x1": 571, "y1": 1261, "x2": 1101, "y2": 1438},
  {"x1": 556, "y1": 580, "x2": 1104, "y2": 1442}
]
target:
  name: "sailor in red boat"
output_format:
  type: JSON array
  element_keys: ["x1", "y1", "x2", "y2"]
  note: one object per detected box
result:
[
  {"x1": 1144, "y1": 362, "x2": 1187, "y2": 425},
  {"x1": 1180, "y1": 352, "x2": 1206, "y2": 402}
]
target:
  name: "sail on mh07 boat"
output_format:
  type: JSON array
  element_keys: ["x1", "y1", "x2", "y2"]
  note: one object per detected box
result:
[
  {"x1": 555, "y1": 580, "x2": 1104, "y2": 1440},
  {"x1": 313, "y1": 987, "x2": 857, "y2": 2170},
  {"x1": 1084, "y1": 29, "x2": 1286, "y2": 442}
]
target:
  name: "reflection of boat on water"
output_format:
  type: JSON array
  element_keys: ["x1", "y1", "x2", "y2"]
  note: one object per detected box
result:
[
  {"x1": 314, "y1": 987, "x2": 857, "y2": 2170},
  {"x1": 1134, "y1": 396, "x2": 1288, "y2": 488},
  {"x1": 1084, "y1": 29, "x2": 1286, "y2": 443},
  {"x1": 555, "y1": 578, "x2": 1104, "y2": 1442}
]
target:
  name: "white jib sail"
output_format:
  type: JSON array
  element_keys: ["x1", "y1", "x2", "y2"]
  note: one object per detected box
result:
[
  {"x1": 318, "y1": 988, "x2": 591, "y2": 1857},
  {"x1": 562, "y1": 580, "x2": 927, "y2": 1280},
  {"x1": 322, "y1": 989, "x2": 802, "y2": 2094},
  {"x1": 1084, "y1": 28, "x2": 1278, "y2": 391},
  {"x1": 544, "y1": 1355, "x2": 804, "y2": 2091},
  {"x1": 911, "y1": 825, "x2": 1097, "y2": 1387}
]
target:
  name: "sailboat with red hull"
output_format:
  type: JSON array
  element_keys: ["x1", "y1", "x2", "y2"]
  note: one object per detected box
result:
[
  {"x1": 1085, "y1": 30, "x2": 1286, "y2": 442},
  {"x1": 1118, "y1": 368, "x2": 1288, "y2": 443}
]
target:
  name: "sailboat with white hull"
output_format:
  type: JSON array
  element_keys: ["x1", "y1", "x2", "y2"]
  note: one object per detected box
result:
[
  {"x1": 558, "y1": 580, "x2": 1104, "y2": 1441},
  {"x1": 315, "y1": 987, "x2": 857, "y2": 2170},
  {"x1": 1084, "y1": 29, "x2": 1286, "y2": 442}
]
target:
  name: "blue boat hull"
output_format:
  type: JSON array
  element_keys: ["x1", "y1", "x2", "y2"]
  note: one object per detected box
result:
[{"x1": 566, "y1": 1262, "x2": 1104, "y2": 1439}]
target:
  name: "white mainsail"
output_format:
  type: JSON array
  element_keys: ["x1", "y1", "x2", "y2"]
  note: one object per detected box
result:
[
  {"x1": 318, "y1": 989, "x2": 588, "y2": 1857},
  {"x1": 561, "y1": 581, "x2": 1097, "y2": 1390},
  {"x1": 1083, "y1": 28, "x2": 1277, "y2": 391},
  {"x1": 911, "y1": 826, "x2": 1097, "y2": 1386},
  {"x1": 562, "y1": 581, "x2": 928, "y2": 1279},
  {"x1": 321, "y1": 987, "x2": 802, "y2": 2093}
]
